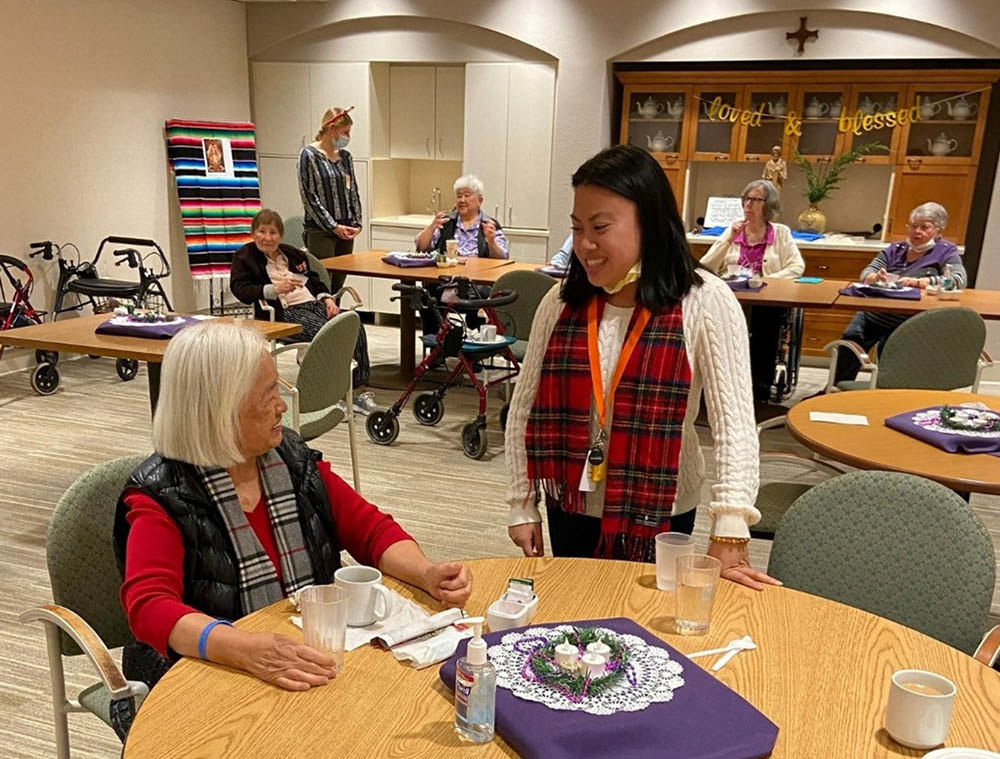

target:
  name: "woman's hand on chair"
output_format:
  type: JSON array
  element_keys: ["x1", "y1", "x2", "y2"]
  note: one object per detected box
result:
[
  {"x1": 239, "y1": 631, "x2": 338, "y2": 691},
  {"x1": 508, "y1": 522, "x2": 544, "y2": 557},
  {"x1": 707, "y1": 541, "x2": 782, "y2": 591},
  {"x1": 422, "y1": 561, "x2": 473, "y2": 606},
  {"x1": 322, "y1": 297, "x2": 340, "y2": 318}
]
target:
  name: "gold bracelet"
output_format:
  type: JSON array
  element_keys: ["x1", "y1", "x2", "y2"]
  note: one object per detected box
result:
[{"x1": 709, "y1": 535, "x2": 750, "y2": 545}]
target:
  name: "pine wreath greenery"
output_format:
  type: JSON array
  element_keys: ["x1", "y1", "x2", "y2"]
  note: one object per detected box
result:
[
  {"x1": 937, "y1": 405, "x2": 1000, "y2": 433},
  {"x1": 527, "y1": 627, "x2": 630, "y2": 701}
]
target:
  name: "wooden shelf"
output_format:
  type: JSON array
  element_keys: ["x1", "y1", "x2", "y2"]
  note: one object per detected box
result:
[
  {"x1": 911, "y1": 119, "x2": 977, "y2": 125},
  {"x1": 629, "y1": 117, "x2": 682, "y2": 122}
]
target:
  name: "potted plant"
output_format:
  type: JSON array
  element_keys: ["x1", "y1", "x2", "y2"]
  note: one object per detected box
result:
[{"x1": 794, "y1": 142, "x2": 889, "y2": 233}]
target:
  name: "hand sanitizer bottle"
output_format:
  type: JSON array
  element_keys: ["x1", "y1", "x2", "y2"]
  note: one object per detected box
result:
[
  {"x1": 454, "y1": 617, "x2": 496, "y2": 743},
  {"x1": 942, "y1": 264, "x2": 955, "y2": 291}
]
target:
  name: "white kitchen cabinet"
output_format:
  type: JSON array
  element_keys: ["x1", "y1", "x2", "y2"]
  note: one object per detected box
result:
[
  {"x1": 258, "y1": 156, "x2": 303, "y2": 223},
  {"x1": 505, "y1": 232, "x2": 549, "y2": 263},
  {"x1": 464, "y1": 63, "x2": 555, "y2": 230},
  {"x1": 434, "y1": 67, "x2": 465, "y2": 160},
  {"x1": 252, "y1": 63, "x2": 311, "y2": 156},
  {"x1": 390, "y1": 66, "x2": 465, "y2": 160},
  {"x1": 309, "y1": 62, "x2": 371, "y2": 159}
]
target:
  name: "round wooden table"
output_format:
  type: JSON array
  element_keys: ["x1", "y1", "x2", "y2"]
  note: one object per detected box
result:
[
  {"x1": 123, "y1": 557, "x2": 1000, "y2": 758},
  {"x1": 785, "y1": 389, "x2": 1000, "y2": 495}
]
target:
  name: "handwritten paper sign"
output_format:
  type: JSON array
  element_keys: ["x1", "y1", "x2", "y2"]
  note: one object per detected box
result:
[{"x1": 704, "y1": 196, "x2": 745, "y2": 228}]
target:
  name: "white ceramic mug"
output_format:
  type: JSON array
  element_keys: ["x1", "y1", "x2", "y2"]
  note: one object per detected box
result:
[
  {"x1": 334, "y1": 565, "x2": 392, "y2": 627},
  {"x1": 480, "y1": 324, "x2": 497, "y2": 341},
  {"x1": 885, "y1": 669, "x2": 957, "y2": 750}
]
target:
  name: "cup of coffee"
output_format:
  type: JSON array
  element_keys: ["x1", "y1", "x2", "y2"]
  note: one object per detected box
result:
[
  {"x1": 446, "y1": 239, "x2": 459, "y2": 259},
  {"x1": 334, "y1": 565, "x2": 392, "y2": 627},
  {"x1": 480, "y1": 324, "x2": 497, "y2": 341},
  {"x1": 884, "y1": 669, "x2": 957, "y2": 749}
]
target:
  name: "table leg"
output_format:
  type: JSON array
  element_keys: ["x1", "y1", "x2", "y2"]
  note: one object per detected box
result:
[
  {"x1": 147, "y1": 361, "x2": 161, "y2": 416},
  {"x1": 367, "y1": 284, "x2": 435, "y2": 391}
]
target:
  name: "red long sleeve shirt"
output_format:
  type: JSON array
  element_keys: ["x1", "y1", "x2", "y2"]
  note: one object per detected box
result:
[{"x1": 119, "y1": 460, "x2": 412, "y2": 655}]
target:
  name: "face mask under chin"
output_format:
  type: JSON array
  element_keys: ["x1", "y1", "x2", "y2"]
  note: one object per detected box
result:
[{"x1": 603, "y1": 261, "x2": 642, "y2": 295}]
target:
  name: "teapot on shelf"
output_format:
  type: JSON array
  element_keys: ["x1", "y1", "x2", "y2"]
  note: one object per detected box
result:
[
  {"x1": 665, "y1": 98, "x2": 684, "y2": 119},
  {"x1": 767, "y1": 97, "x2": 787, "y2": 118},
  {"x1": 646, "y1": 130, "x2": 676, "y2": 153},
  {"x1": 946, "y1": 96, "x2": 978, "y2": 120},
  {"x1": 828, "y1": 98, "x2": 843, "y2": 118},
  {"x1": 882, "y1": 95, "x2": 897, "y2": 112},
  {"x1": 857, "y1": 96, "x2": 881, "y2": 115},
  {"x1": 918, "y1": 96, "x2": 941, "y2": 120},
  {"x1": 804, "y1": 97, "x2": 830, "y2": 119},
  {"x1": 926, "y1": 133, "x2": 959, "y2": 156},
  {"x1": 636, "y1": 96, "x2": 665, "y2": 119}
]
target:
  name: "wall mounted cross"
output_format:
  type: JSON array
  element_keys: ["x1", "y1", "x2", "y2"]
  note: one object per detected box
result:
[{"x1": 786, "y1": 16, "x2": 819, "y2": 55}]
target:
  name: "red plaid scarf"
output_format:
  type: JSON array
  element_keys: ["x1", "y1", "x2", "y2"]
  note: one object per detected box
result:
[{"x1": 525, "y1": 295, "x2": 690, "y2": 561}]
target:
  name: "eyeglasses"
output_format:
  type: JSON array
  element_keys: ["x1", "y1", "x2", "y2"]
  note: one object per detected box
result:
[
  {"x1": 908, "y1": 222, "x2": 937, "y2": 232},
  {"x1": 741, "y1": 196, "x2": 766, "y2": 205}
]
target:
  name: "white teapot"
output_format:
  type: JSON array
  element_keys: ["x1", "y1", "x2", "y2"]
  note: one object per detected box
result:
[
  {"x1": 926, "y1": 133, "x2": 958, "y2": 156},
  {"x1": 665, "y1": 98, "x2": 684, "y2": 118},
  {"x1": 857, "y1": 96, "x2": 880, "y2": 115},
  {"x1": 946, "y1": 96, "x2": 978, "y2": 120},
  {"x1": 646, "y1": 130, "x2": 675, "y2": 152},
  {"x1": 828, "y1": 98, "x2": 843, "y2": 118},
  {"x1": 767, "y1": 97, "x2": 787, "y2": 118},
  {"x1": 918, "y1": 96, "x2": 941, "y2": 120},
  {"x1": 804, "y1": 97, "x2": 830, "y2": 119},
  {"x1": 636, "y1": 97, "x2": 665, "y2": 119}
]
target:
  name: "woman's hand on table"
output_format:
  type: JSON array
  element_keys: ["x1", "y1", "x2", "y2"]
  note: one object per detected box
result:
[
  {"x1": 240, "y1": 631, "x2": 338, "y2": 691},
  {"x1": 422, "y1": 561, "x2": 473, "y2": 606},
  {"x1": 900, "y1": 276, "x2": 927, "y2": 288},
  {"x1": 508, "y1": 522, "x2": 544, "y2": 557},
  {"x1": 707, "y1": 541, "x2": 782, "y2": 591}
]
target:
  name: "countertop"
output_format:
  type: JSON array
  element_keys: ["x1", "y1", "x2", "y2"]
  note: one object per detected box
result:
[
  {"x1": 370, "y1": 214, "x2": 549, "y2": 237},
  {"x1": 687, "y1": 232, "x2": 965, "y2": 254}
]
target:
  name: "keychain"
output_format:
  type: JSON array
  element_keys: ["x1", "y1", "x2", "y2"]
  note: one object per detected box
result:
[{"x1": 588, "y1": 429, "x2": 607, "y2": 482}]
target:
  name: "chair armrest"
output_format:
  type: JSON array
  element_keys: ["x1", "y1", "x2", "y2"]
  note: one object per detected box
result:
[
  {"x1": 271, "y1": 342, "x2": 310, "y2": 358},
  {"x1": 981, "y1": 349, "x2": 994, "y2": 366},
  {"x1": 756, "y1": 416, "x2": 788, "y2": 437},
  {"x1": 333, "y1": 285, "x2": 364, "y2": 311},
  {"x1": 19, "y1": 604, "x2": 147, "y2": 701},
  {"x1": 758, "y1": 452, "x2": 846, "y2": 476},
  {"x1": 974, "y1": 624, "x2": 1000, "y2": 668},
  {"x1": 257, "y1": 300, "x2": 276, "y2": 321},
  {"x1": 822, "y1": 339, "x2": 877, "y2": 393}
]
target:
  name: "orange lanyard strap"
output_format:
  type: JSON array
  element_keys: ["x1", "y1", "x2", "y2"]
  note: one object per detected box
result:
[{"x1": 586, "y1": 297, "x2": 652, "y2": 431}]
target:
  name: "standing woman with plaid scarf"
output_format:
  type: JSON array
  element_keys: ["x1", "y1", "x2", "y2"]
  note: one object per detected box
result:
[
  {"x1": 506, "y1": 146, "x2": 779, "y2": 590},
  {"x1": 115, "y1": 321, "x2": 472, "y2": 692}
]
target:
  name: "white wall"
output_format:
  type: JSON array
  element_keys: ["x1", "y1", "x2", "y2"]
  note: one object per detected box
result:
[{"x1": 1, "y1": 0, "x2": 249, "y2": 350}]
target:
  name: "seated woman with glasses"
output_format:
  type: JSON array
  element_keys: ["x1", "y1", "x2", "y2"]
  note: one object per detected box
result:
[
  {"x1": 699, "y1": 180, "x2": 804, "y2": 404},
  {"x1": 832, "y1": 201, "x2": 965, "y2": 384}
]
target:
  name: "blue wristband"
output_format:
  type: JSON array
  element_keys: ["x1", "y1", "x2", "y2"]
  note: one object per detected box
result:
[{"x1": 198, "y1": 619, "x2": 233, "y2": 661}]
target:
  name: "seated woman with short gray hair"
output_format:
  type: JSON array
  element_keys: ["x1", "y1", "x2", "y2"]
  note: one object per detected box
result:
[{"x1": 115, "y1": 320, "x2": 472, "y2": 691}]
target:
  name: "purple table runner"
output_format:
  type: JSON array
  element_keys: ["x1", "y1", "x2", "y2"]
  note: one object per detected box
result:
[
  {"x1": 884, "y1": 406, "x2": 1000, "y2": 457},
  {"x1": 725, "y1": 278, "x2": 766, "y2": 292},
  {"x1": 95, "y1": 315, "x2": 202, "y2": 339},
  {"x1": 440, "y1": 617, "x2": 778, "y2": 759},
  {"x1": 381, "y1": 253, "x2": 437, "y2": 268},
  {"x1": 839, "y1": 283, "x2": 922, "y2": 300}
]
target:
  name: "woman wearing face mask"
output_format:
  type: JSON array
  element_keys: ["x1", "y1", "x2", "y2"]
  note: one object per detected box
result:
[
  {"x1": 505, "y1": 146, "x2": 780, "y2": 591},
  {"x1": 298, "y1": 106, "x2": 363, "y2": 294}
]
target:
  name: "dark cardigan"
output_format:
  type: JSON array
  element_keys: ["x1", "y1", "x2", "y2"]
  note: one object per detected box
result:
[{"x1": 230, "y1": 242, "x2": 328, "y2": 321}]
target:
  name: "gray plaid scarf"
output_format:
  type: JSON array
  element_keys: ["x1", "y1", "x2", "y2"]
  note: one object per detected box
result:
[{"x1": 197, "y1": 449, "x2": 316, "y2": 616}]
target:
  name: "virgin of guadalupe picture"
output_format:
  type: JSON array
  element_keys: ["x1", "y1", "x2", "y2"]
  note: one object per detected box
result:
[{"x1": 203, "y1": 138, "x2": 227, "y2": 174}]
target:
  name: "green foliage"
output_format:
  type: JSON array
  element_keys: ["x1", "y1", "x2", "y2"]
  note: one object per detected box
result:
[
  {"x1": 794, "y1": 142, "x2": 890, "y2": 205},
  {"x1": 528, "y1": 627, "x2": 630, "y2": 698}
]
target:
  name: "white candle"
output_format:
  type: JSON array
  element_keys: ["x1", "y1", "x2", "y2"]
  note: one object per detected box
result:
[
  {"x1": 581, "y1": 652, "x2": 607, "y2": 678},
  {"x1": 586, "y1": 641, "x2": 611, "y2": 658},
  {"x1": 554, "y1": 643, "x2": 579, "y2": 668}
]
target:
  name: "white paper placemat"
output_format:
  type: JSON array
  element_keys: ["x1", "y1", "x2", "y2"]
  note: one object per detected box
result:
[{"x1": 809, "y1": 411, "x2": 869, "y2": 426}]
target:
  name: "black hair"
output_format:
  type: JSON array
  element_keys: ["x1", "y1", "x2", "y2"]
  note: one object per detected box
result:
[{"x1": 561, "y1": 145, "x2": 702, "y2": 310}]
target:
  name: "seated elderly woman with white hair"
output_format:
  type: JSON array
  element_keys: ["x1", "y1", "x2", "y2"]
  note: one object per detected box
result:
[
  {"x1": 833, "y1": 201, "x2": 965, "y2": 384},
  {"x1": 114, "y1": 320, "x2": 473, "y2": 691}
]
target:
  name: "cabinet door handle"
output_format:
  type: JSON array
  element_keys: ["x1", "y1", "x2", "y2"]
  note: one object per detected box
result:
[
  {"x1": 425, "y1": 137, "x2": 431, "y2": 157},
  {"x1": 439, "y1": 138, "x2": 443, "y2": 156},
  {"x1": 664, "y1": 154, "x2": 677, "y2": 164},
  {"x1": 714, "y1": 152, "x2": 728, "y2": 161},
  {"x1": 494, "y1": 205, "x2": 499, "y2": 221},
  {"x1": 854, "y1": 156, "x2": 866, "y2": 163},
  {"x1": 508, "y1": 206, "x2": 514, "y2": 224},
  {"x1": 817, "y1": 264, "x2": 830, "y2": 271},
  {"x1": 746, "y1": 155, "x2": 760, "y2": 161},
  {"x1": 906, "y1": 158, "x2": 923, "y2": 169}
]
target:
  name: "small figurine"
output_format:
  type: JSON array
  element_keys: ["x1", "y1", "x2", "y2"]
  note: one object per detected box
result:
[{"x1": 762, "y1": 145, "x2": 788, "y2": 192}]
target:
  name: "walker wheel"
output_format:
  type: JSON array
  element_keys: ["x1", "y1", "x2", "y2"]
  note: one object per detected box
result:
[
  {"x1": 461, "y1": 421, "x2": 488, "y2": 460},
  {"x1": 366, "y1": 410, "x2": 400, "y2": 446},
  {"x1": 499, "y1": 403, "x2": 510, "y2": 431},
  {"x1": 116, "y1": 358, "x2": 139, "y2": 381},
  {"x1": 413, "y1": 393, "x2": 445, "y2": 426},
  {"x1": 30, "y1": 363, "x2": 60, "y2": 395}
]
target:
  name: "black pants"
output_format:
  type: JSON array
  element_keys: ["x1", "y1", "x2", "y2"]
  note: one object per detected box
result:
[
  {"x1": 546, "y1": 506, "x2": 696, "y2": 559},
  {"x1": 306, "y1": 231, "x2": 354, "y2": 294},
  {"x1": 420, "y1": 282, "x2": 490, "y2": 336},
  {"x1": 834, "y1": 311, "x2": 908, "y2": 384},
  {"x1": 748, "y1": 306, "x2": 787, "y2": 403}
]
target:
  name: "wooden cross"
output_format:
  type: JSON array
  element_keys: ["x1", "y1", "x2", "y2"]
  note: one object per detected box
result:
[{"x1": 786, "y1": 16, "x2": 819, "y2": 54}]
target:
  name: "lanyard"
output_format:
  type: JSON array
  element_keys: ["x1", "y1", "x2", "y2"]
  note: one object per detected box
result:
[{"x1": 586, "y1": 297, "x2": 651, "y2": 430}]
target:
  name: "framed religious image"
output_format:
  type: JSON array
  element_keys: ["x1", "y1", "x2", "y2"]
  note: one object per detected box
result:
[{"x1": 202, "y1": 137, "x2": 234, "y2": 177}]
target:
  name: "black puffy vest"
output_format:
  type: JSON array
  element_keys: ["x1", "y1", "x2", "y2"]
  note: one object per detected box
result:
[
  {"x1": 435, "y1": 213, "x2": 502, "y2": 257},
  {"x1": 113, "y1": 430, "x2": 341, "y2": 623}
]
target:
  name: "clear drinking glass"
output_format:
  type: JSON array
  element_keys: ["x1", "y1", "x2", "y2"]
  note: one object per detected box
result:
[
  {"x1": 299, "y1": 584, "x2": 349, "y2": 673},
  {"x1": 674, "y1": 554, "x2": 722, "y2": 635},
  {"x1": 654, "y1": 533, "x2": 696, "y2": 591}
]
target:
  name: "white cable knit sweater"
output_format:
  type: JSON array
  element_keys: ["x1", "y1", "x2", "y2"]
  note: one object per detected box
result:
[{"x1": 505, "y1": 273, "x2": 760, "y2": 538}]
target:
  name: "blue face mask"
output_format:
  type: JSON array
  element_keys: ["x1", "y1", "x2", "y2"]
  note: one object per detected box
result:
[{"x1": 334, "y1": 135, "x2": 350, "y2": 149}]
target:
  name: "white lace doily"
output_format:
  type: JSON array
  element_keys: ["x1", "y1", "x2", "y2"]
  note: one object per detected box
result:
[
  {"x1": 911, "y1": 408, "x2": 1000, "y2": 438},
  {"x1": 487, "y1": 625, "x2": 685, "y2": 716}
]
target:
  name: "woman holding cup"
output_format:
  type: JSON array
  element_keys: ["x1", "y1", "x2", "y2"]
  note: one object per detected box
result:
[{"x1": 115, "y1": 321, "x2": 472, "y2": 693}]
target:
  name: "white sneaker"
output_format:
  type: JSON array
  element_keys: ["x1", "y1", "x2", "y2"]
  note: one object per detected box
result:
[{"x1": 352, "y1": 391, "x2": 379, "y2": 416}]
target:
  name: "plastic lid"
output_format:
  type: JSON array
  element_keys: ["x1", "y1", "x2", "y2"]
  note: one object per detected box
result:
[{"x1": 464, "y1": 616, "x2": 486, "y2": 665}]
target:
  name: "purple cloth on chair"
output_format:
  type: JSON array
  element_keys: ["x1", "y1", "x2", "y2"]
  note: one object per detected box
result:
[
  {"x1": 381, "y1": 253, "x2": 437, "y2": 268},
  {"x1": 725, "y1": 278, "x2": 766, "y2": 292},
  {"x1": 439, "y1": 617, "x2": 779, "y2": 759},
  {"x1": 839, "y1": 284, "x2": 921, "y2": 300},
  {"x1": 884, "y1": 406, "x2": 1000, "y2": 457},
  {"x1": 95, "y1": 315, "x2": 201, "y2": 339}
]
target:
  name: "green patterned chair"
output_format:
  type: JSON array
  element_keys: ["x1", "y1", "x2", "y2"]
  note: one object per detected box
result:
[
  {"x1": 19, "y1": 456, "x2": 150, "y2": 757},
  {"x1": 768, "y1": 470, "x2": 996, "y2": 654},
  {"x1": 823, "y1": 307, "x2": 993, "y2": 393}
]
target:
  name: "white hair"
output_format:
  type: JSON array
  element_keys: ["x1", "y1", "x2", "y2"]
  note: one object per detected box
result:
[
  {"x1": 909, "y1": 202, "x2": 948, "y2": 230},
  {"x1": 152, "y1": 320, "x2": 269, "y2": 467},
  {"x1": 453, "y1": 174, "x2": 485, "y2": 197}
]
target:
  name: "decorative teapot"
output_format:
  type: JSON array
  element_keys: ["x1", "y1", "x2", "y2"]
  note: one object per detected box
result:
[
  {"x1": 636, "y1": 96, "x2": 665, "y2": 119},
  {"x1": 946, "y1": 96, "x2": 978, "y2": 120},
  {"x1": 828, "y1": 98, "x2": 843, "y2": 118},
  {"x1": 926, "y1": 133, "x2": 958, "y2": 156},
  {"x1": 767, "y1": 97, "x2": 787, "y2": 118},
  {"x1": 857, "y1": 96, "x2": 881, "y2": 115},
  {"x1": 646, "y1": 130, "x2": 675, "y2": 152},
  {"x1": 918, "y1": 96, "x2": 941, "y2": 120},
  {"x1": 882, "y1": 96, "x2": 897, "y2": 112},
  {"x1": 665, "y1": 98, "x2": 684, "y2": 118},
  {"x1": 804, "y1": 97, "x2": 830, "y2": 119}
]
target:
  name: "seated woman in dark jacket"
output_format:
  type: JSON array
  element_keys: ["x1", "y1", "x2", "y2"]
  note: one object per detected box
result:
[
  {"x1": 230, "y1": 208, "x2": 376, "y2": 415},
  {"x1": 115, "y1": 320, "x2": 473, "y2": 691}
]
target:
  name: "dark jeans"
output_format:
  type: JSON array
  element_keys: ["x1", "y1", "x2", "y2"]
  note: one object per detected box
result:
[
  {"x1": 834, "y1": 311, "x2": 908, "y2": 384},
  {"x1": 306, "y1": 230, "x2": 354, "y2": 294},
  {"x1": 748, "y1": 306, "x2": 787, "y2": 403},
  {"x1": 546, "y1": 505, "x2": 696, "y2": 559}
]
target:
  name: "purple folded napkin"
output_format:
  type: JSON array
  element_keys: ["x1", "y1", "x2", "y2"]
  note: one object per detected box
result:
[
  {"x1": 439, "y1": 617, "x2": 778, "y2": 759},
  {"x1": 95, "y1": 315, "x2": 201, "y2": 339},
  {"x1": 885, "y1": 406, "x2": 1000, "y2": 457},
  {"x1": 534, "y1": 265, "x2": 567, "y2": 279},
  {"x1": 839, "y1": 283, "x2": 921, "y2": 300},
  {"x1": 725, "y1": 278, "x2": 766, "y2": 292},
  {"x1": 381, "y1": 253, "x2": 437, "y2": 268}
]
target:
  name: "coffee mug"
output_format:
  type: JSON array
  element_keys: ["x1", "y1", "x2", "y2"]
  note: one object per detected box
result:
[
  {"x1": 885, "y1": 669, "x2": 957, "y2": 749},
  {"x1": 334, "y1": 565, "x2": 392, "y2": 627},
  {"x1": 480, "y1": 324, "x2": 497, "y2": 341}
]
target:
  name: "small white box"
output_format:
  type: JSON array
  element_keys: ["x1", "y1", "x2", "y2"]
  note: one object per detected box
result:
[
  {"x1": 936, "y1": 288, "x2": 962, "y2": 301},
  {"x1": 486, "y1": 592, "x2": 539, "y2": 632}
]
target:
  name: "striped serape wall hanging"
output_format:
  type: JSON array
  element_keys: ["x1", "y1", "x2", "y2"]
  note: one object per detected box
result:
[{"x1": 165, "y1": 119, "x2": 261, "y2": 278}]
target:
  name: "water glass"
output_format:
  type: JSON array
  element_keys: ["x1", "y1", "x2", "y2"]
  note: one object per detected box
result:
[
  {"x1": 299, "y1": 584, "x2": 349, "y2": 673},
  {"x1": 654, "y1": 533, "x2": 696, "y2": 591},
  {"x1": 674, "y1": 554, "x2": 722, "y2": 635}
]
